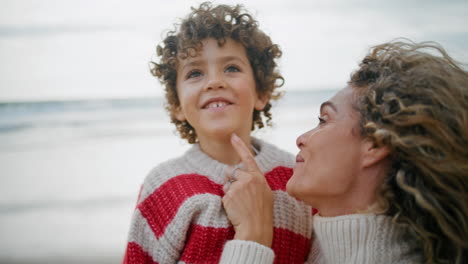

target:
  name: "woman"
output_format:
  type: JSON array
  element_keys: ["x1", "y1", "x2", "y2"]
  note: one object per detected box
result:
[{"x1": 220, "y1": 40, "x2": 468, "y2": 263}]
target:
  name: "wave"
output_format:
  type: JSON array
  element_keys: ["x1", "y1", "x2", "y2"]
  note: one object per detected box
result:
[
  {"x1": 0, "y1": 97, "x2": 162, "y2": 114},
  {"x1": 0, "y1": 90, "x2": 337, "y2": 151},
  {"x1": 0, "y1": 196, "x2": 135, "y2": 214},
  {"x1": 0, "y1": 97, "x2": 164, "y2": 131}
]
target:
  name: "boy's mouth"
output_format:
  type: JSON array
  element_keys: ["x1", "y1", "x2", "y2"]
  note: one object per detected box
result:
[
  {"x1": 205, "y1": 101, "x2": 230, "y2": 109},
  {"x1": 201, "y1": 97, "x2": 233, "y2": 109}
]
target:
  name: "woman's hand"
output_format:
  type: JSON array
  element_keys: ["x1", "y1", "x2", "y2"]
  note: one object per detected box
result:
[{"x1": 222, "y1": 134, "x2": 274, "y2": 248}]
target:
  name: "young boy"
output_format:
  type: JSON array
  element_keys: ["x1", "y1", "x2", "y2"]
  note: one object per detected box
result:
[{"x1": 123, "y1": 2, "x2": 313, "y2": 263}]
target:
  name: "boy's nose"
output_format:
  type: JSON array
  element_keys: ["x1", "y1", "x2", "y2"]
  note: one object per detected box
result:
[{"x1": 205, "y1": 76, "x2": 226, "y2": 91}]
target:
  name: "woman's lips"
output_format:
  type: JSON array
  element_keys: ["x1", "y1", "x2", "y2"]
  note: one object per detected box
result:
[{"x1": 296, "y1": 154, "x2": 304, "y2": 162}]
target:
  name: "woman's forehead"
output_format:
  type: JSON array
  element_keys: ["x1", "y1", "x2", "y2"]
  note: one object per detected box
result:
[{"x1": 326, "y1": 86, "x2": 356, "y2": 111}]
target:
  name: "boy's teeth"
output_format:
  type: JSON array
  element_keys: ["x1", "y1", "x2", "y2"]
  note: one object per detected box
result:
[{"x1": 207, "y1": 101, "x2": 228, "y2": 108}]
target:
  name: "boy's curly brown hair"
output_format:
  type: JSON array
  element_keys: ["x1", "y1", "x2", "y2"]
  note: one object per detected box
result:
[{"x1": 150, "y1": 2, "x2": 284, "y2": 143}]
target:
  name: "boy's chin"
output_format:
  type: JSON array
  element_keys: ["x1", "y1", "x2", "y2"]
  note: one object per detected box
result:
[
  {"x1": 200, "y1": 125, "x2": 245, "y2": 139},
  {"x1": 199, "y1": 128, "x2": 236, "y2": 140}
]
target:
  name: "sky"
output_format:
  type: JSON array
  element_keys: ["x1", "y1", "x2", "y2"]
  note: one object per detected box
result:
[{"x1": 0, "y1": 0, "x2": 467, "y2": 101}]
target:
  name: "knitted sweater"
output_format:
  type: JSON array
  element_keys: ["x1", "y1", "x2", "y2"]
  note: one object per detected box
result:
[
  {"x1": 220, "y1": 214, "x2": 421, "y2": 264},
  {"x1": 123, "y1": 138, "x2": 314, "y2": 264}
]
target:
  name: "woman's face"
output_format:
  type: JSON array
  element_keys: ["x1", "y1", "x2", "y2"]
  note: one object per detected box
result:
[{"x1": 287, "y1": 86, "x2": 374, "y2": 214}]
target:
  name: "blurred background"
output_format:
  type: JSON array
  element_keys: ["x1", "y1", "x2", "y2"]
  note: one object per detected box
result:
[{"x1": 0, "y1": 0, "x2": 466, "y2": 263}]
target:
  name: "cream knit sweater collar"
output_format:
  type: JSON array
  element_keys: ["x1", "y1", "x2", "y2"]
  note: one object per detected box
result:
[{"x1": 309, "y1": 214, "x2": 421, "y2": 264}]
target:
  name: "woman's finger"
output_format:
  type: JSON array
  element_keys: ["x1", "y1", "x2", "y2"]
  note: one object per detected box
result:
[
  {"x1": 221, "y1": 169, "x2": 274, "y2": 247},
  {"x1": 231, "y1": 133, "x2": 261, "y2": 175}
]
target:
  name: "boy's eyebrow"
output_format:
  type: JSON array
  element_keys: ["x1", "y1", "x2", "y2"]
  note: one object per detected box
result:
[
  {"x1": 179, "y1": 55, "x2": 249, "y2": 72},
  {"x1": 180, "y1": 60, "x2": 204, "y2": 72},
  {"x1": 218, "y1": 55, "x2": 249, "y2": 66},
  {"x1": 320, "y1": 101, "x2": 337, "y2": 113}
]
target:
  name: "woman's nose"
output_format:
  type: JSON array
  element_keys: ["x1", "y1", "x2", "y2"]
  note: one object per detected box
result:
[{"x1": 296, "y1": 132, "x2": 306, "y2": 149}]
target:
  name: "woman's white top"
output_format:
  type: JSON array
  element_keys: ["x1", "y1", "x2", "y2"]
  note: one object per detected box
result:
[{"x1": 220, "y1": 214, "x2": 421, "y2": 264}]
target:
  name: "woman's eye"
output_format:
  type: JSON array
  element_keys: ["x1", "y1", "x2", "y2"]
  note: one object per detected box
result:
[
  {"x1": 225, "y1": 65, "x2": 240, "y2": 73},
  {"x1": 187, "y1": 70, "x2": 202, "y2": 79},
  {"x1": 318, "y1": 116, "x2": 326, "y2": 124}
]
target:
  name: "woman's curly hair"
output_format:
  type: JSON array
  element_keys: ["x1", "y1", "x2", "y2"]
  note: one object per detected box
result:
[
  {"x1": 350, "y1": 40, "x2": 468, "y2": 263},
  {"x1": 150, "y1": 2, "x2": 284, "y2": 143}
]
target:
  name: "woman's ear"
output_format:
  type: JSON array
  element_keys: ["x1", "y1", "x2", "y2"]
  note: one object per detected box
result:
[{"x1": 361, "y1": 139, "x2": 391, "y2": 168}]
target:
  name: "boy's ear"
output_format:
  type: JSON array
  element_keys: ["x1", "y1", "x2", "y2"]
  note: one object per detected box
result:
[
  {"x1": 361, "y1": 139, "x2": 391, "y2": 168},
  {"x1": 174, "y1": 106, "x2": 186, "y2": 121},
  {"x1": 254, "y1": 94, "x2": 269, "y2": 111}
]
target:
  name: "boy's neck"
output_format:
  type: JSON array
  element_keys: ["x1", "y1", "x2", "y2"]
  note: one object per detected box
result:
[{"x1": 198, "y1": 134, "x2": 253, "y2": 165}]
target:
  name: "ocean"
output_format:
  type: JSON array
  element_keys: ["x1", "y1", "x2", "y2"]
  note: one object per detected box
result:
[{"x1": 0, "y1": 89, "x2": 337, "y2": 263}]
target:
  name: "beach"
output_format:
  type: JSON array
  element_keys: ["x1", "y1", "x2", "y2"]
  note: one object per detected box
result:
[{"x1": 0, "y1": 89, "x2": 335, "y2": 263}]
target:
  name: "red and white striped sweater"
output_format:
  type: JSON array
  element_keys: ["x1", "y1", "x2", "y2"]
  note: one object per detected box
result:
[{"x1": 123, "y1": 138, "x2": 314, "y2": 264}]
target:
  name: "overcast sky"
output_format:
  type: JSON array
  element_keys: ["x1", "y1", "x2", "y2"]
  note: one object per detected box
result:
[{"x1": 0, "y1": 0, "x2": 467, "y2": 101}]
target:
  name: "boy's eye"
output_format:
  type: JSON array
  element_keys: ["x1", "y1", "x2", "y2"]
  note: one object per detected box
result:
[
  {"x1": 225, "y1": 65, "x2": 240, "y2": 73},
  {"x1": 187, "y1": 70, "x2": 202, "y2": 79}
]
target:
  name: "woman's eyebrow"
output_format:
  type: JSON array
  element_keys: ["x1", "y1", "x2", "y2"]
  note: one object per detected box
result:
[{"x1": 320, "y1": 101, "x2": 337, "y2": 112}]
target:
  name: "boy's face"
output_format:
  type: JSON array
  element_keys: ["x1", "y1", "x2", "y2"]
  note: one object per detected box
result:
[{"x1": 175, "y1": 38, "x2": 266, "y2": 142}]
